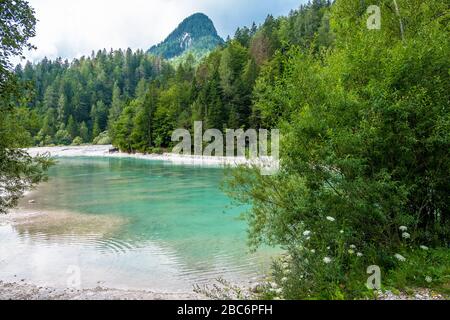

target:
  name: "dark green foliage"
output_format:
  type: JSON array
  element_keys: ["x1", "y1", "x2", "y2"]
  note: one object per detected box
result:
[
  {"x1": 15, "y1": 49, "x2": 174, "y2": 146},
  {"x1": 148, "y1": 13, "x2": 224, "y2": 60},
  {"x1": 71, "y1": 136, "x2": 83, "y2": 146},
  {"x1": 55, "y1": 126, "x2": 71, "y2": 145},
  {"x1": 0, "y1": 0, "x2": 36, "y2": 93},
  {"x1": 1, "y1": 0, "x2": 52, "y2": 214},
  {"x1": 78, "y1": 121, "x2": 89, "y2": 143},
  {"x1": 16, "y1": 3, "x2": 332, "y2": 150},
  {"x1": 92, "y1": 131, "x2": 111, "y2": 145},
  {"x1": 66, "y1": 115, "x2": 78, "y2": 139},
  {"x1": 227, "y1": 0, "x2": 450, "y2": 299}
]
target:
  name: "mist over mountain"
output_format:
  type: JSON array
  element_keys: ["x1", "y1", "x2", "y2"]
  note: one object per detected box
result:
[{"x1": 148, "y1": 13, "x2": 224, "y2": 60}]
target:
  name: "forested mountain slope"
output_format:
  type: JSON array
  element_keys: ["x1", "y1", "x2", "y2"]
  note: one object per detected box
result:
[{"x1": 12, "y1": 1, "x2": 332, "y2": 148}]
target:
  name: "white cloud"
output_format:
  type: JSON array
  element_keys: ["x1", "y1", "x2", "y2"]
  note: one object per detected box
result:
[{"x1": 22, "y1": 0, "x2": 303, "y2": 62}]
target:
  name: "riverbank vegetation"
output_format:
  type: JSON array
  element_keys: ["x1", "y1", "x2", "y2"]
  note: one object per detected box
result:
[
  {"x1": 226, "y1": 0, "x2": 450, "y2": 299},
  {"x1": 0, "y1": 0, "x2": 52, "y2": 214}
]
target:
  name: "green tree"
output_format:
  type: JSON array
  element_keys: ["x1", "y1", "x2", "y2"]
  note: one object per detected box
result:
[
  {"x1": 55, "y1": 127, "x2": 71, "y2": 145},
  {"x1": 57, "y1": 92, "x2": 68, "y2": 123},
  {"x1": 130, "y1": 85, "x2": 158, "y2": 151},
  {"x1": 71, "y1": 136, "x2": 83, "y2": 146},
  {"x1": 112, "y1": 103, "x2": 136, "y2": 152},
  {"x1": 92, "y1": 120, "x2": 101, "y2": 140},
  {"x1": 90, "y1": 100, "x2": 108, "y2": 131},
  {"x1": 107, "y1": 82, "x2": 124, "y2": 140},
  {"x1": 228, "y1": 0, "x2": 450, "y2": 299},
  {"x1": 66, "y1": 115, "x2": 78, "y2": 139},
  {"x1": 43, "y1": 85, "x2": 58, "y2": 111},
  {"x1": 0, "y1": 0, "x2": 51, "y2": 214},
  {"x1": 79, "y1": 121, "x2": 89, "y2": 142},
  {"x1": 40, "y1": 108, "x2": 56, "y2": 138}
]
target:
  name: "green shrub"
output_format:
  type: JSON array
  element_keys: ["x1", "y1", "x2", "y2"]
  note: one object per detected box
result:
[
  {"x1": 384, "y1": 248, "x2": 450, "y2": 295},
  {"x1": 227, "y1": 0, "x2": 449, "y2": 299},
  {"x1": 151, "y1": 147, "x2": 163, "y2": 155},
  {"x1": 93, "y1": 131, "x2": 112, "y2": 145},
  {"x1": 55, "y1": 129, "x2": 71, "y2": 145}
]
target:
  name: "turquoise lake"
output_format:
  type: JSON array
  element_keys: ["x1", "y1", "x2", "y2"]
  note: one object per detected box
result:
[{"x1": 0, "y1": 157, "x2": 275, "y2": 292}]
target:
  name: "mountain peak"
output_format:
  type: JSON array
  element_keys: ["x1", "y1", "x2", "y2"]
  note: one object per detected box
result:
[{"x1": 148, "y1": 13, "x2": 224, "y2": 60}]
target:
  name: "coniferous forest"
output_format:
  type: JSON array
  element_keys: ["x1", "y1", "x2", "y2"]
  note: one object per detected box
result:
[
  {"x1": 1, "y1": 0, "x2": 449, "y2": 300},
  {"x1": 10, "y1": 1, "x2": 333, "y2": 152}
]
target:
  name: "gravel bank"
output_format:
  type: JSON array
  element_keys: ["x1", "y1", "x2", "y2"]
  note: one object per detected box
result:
[
  {"x1": 376, "y1": 289, "x2": 447, "y2": 300},
  {"x1": 24, "y1": 145, "x2": 272, "y2": 168},
  {"x1": 0, "y1": 281, "x2": 200, "y2": 300}
]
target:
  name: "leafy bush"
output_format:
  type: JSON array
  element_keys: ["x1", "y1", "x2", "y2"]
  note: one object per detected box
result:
[
  {"x1": 227, "y1": 0, "x2": 450, "y2": 299},
  {"x1": 151, "y1": 147, "x2": 163, "y2": 155},
  {"x1": 55, "y1": 129, "x2": 71, "y2": 145},
  {"x1": 93, "y1": 131, "x2": 112, "y2": 145},
  {"x1": 38, "y1": 135, "x2": 53, "y2": 147},
  {"x1": 71, "y1": 136, "x2": 83, "y2": 146}
]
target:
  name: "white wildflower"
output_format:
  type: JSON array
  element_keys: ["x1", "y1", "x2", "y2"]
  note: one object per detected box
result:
[
  {"x1": 327, "y1": 246, "x2": 330, "y2": 250},
  {"x1": 340, "y1": 230, "x2": 344, "y2": 234},
  {"x1": 348, "y1": 249, "x2": 355, "y2": 255},
  {"x1": 349, "y1": 245, "x2": 356, "y2": 249},
  {"x1": 399, "y1": 226, "x2": 408, "y2": 232},
  {"x1": 425, "y1": 276, "x2": 432, "y2": 283},
  {"x1": 357, "y1": 252, "x2": 363, "y2": 257},
  {"x1": 326, "y1": 216, "x2": 335, "y2": 222},
  {"x1": 420, "y1": 245, "x2": 429, "y2": 251},
  {"x1": 282, "y1": 262, "x2": 289, "y2": 269},
  {"x1": 275, "y1": 288, "x2": 283, "y2": 294},
  {"x1": 303, "y1": 230, "x2": 311, "y2": 237},
  {"x1": 323, "y1": 257, "x2": 332, "y2": 264},
  {"x1": 394, "y1": 254, "x2": 406, "y2": 262},
  {"x1": 310, "y1": 249, "x2": 316, "y2": 253},
  {"x1": 281, "y1": 277, "x2": 288, "y2": 283},
  {"x1": 402, "y1": 232, "x2": 411, "y2": 239}
]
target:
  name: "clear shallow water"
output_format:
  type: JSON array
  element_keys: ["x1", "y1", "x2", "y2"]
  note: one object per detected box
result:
[{"x1": 0, "y1": 157, "x2": 275, "y2": 292}]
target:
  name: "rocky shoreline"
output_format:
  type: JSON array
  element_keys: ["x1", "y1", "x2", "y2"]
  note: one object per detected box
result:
[
  {"x1": 24, "y1": 145, "x2": 270, "y2": 168},
  {"x1": 1, "y1": 280, "x2": 446, "y2": 300},
  {"x1": 376, "y1": 289, "x2": 447, "y2": 300}
]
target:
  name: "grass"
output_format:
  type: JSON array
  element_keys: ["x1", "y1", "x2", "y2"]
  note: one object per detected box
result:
[
  {"x1": 257, "y1": 247, "x2": 450, "y2": 300},
  {"x1": 383, "y1": 248, "x2": 450, "y2": 297}
]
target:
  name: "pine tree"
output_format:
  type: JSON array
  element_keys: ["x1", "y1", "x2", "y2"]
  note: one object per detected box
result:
[
  {"x1": 92, "y1": 120, "x2": 101, "y2": 139},
  {"x1": 79, "y1": 121, "x2": 89, "y2": 142},
  {"x1": 66, "y1": 116, "x2": 78, "y2": 139},
  {"x1": 43, "y1": 86, "x2": 58, "y2": 111},
  {"x1": 57, "y1": 93, "x2": 68, "y2": 123},
  {"x1": 107, "y1": 82, "x2": 123, "y2": 140}
]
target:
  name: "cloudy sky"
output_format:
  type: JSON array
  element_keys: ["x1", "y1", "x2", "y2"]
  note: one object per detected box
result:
[{"x1": 23, "y1": 0, "x2": 304, "y2": 63}]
